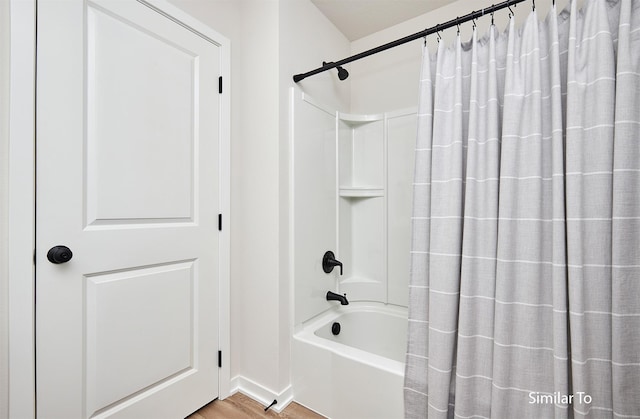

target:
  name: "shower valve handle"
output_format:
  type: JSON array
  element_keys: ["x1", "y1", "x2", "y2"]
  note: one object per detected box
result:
[{"x1": 322, "y1": 251, "x2": 343, "y2": 275}]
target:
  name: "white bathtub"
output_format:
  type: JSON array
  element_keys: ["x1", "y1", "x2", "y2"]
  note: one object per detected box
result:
[{"x1": 292, "y1": 303, "x2": 407, "y2": 419}]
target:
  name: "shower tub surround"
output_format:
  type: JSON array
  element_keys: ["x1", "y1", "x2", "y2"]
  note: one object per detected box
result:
[
  {"x1": 293, "y1": 303, "x2": 407, "y2": 419},
  {"x1": 290, "y1": 89, "x2": 416, "y2": 418}
]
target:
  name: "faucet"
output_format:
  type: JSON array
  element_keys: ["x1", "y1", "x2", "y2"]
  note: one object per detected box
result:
[
  {"x1": 322, "y1": 251, "x2": 343, "y2": 275},
  {"x1": 326, "y1": 291, "x2": 349, "y2": 305}
]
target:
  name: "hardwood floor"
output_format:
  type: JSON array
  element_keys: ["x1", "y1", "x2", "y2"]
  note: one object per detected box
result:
[{"x1": 187, "y1": 392, "x2": 326, "y2": 419}]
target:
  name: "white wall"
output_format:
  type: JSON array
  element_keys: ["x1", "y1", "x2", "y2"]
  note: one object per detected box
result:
[
  {"x1": 279, "y1": 0, "x2": 350, "y2": 113},
  {"x1": 168, "y1": 0, "x2": 349, "y2": 402},
  {"x1": 0, "y1": 0, "x2": 10, "y2": 417},
  {"x1": 350, "y1": 0, "x2": 574, "y2": 114},
  {"x1": 235, "y1": 0, "x2": 282, "y2": 393},
  {"x1": 167, "y1": 0, "x2": 283, "y2": 395}
]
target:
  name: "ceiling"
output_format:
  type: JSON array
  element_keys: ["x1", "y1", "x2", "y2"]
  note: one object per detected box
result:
[{"x1": 310, "y1": 0, "x2": 459, "y2": 41}]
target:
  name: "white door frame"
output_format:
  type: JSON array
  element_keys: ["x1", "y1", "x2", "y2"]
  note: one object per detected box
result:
[
  {"x1": 7, "y1": 1, "x2": 231, "y2": 416},
  {"x1": 8, "y1": 0, "x2": 36, "y2": 417}
]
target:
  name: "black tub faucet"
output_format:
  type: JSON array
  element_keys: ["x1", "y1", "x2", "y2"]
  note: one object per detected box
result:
[
  {"x1": 326, "y1": 291, "x2": 349, "y2": 305},
  {"x1": 322, "y1": 251, "x2": 343, "y2": 275}
]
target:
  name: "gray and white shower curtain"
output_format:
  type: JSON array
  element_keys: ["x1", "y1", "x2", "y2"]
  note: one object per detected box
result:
[{"x1": 404, "y1": 1, "x2": 640, "y2": 418}]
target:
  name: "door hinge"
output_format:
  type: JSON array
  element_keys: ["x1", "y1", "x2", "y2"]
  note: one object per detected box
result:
[
  {"x1": 218, "y1": 350, "x2": 222, "y2": 368},
  {"x1": 218, "y1": 214, "x2": 222, "y2": 231},
  {"x1": 219, "y1": 76, "x2": 223, "y2": 94}
]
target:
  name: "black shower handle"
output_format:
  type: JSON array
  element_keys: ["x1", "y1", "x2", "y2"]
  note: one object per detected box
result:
[{"x1": 322, "y1": 251, "x2": 343, "y2": 275}]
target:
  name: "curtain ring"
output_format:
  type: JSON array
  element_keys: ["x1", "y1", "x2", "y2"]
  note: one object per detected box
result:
[
  {"x1": 532, "y1": 0, "x2": 536, "y2": 11},
  {"x1": 456, "y1": 17, "x2": 460, "y2": 35},
  {"x1": 491, "y1": 7, "x2": 495, "y2": 26},
  {"x1": 508, "y1": 4, "x2": 514, "y2": 18}
]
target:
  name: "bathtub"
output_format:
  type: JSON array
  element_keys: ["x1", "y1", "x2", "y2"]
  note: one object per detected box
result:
[{"x1": 292, "y1": 303, "x2": 407, "y2": 419}]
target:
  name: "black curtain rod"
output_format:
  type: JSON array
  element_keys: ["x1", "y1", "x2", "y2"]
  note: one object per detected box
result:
[{"x1": 293, "y1": 0, "x2": 528, "y2": 83}]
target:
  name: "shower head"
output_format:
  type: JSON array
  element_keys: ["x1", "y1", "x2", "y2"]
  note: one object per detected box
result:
[
  {"x1": 323, "y1": 61, "x2": 349, "y2": 81},
  {"x1": 337, "y1": 66, "x2": 349, "y2": 80}
]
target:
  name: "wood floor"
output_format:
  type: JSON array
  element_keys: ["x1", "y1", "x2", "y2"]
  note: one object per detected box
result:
[{"x1": 187, "y1": 392, "x2": 326, "y2": 419}]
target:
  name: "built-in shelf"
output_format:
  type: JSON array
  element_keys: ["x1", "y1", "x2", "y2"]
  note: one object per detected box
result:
[
  {"x1": 339, "y1": 187, "x2": 384, "y2": 198},
  {"x1": 338, "y1": 112, "x2": 383, "y2": 124},
  {"x1": 335, "y1": 105, "x2": 418, "y2": 305}
]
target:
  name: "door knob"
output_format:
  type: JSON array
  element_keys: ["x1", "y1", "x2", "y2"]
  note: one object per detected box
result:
[{"x1": 47, "y1": 245, "x2": 73, "y2": 264}]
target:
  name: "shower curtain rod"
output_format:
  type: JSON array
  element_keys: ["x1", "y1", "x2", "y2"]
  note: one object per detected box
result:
[{"x1": 293, "y1": 0, "x2": 529, "y2": 83}]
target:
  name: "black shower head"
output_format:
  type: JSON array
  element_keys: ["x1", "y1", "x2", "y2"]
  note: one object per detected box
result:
[
  {"x1": 323, "y1": 61, "x2": 349, "y2": 81},
  {"x1": 337, "y1": 66, "x2": 349, "y2": 80}
]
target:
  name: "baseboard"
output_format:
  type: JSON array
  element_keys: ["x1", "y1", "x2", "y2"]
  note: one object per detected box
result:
[{"x1": 229, "y1": 375, "x2": 294, "y2": 413}]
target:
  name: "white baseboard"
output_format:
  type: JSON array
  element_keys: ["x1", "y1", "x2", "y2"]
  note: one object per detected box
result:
[{"x1": 228, "y1": 375, "x2": 294, "y2": 413}]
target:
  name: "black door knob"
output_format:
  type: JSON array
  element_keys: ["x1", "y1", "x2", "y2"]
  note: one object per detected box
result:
[{"x1": 47, "y1": 245, "x2": 73, "y2": 264}]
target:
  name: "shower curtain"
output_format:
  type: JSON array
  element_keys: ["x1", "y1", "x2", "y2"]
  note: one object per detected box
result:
[{"x1": 404, "y1": 1, "x2": 640, "y2": 418}]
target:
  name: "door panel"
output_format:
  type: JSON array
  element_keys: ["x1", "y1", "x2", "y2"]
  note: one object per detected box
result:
[
  {"x1": 87, "y1": 3, "x2": 196, "y2": 223},
  {"x1": 85, "y1": 261, "x2": 195, "y2": 411},
  {"x1": 36, "y1": 0, "x2": 220, "y2": 417}
]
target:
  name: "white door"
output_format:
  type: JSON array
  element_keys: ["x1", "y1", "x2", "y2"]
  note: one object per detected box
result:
[{"x1": 36, "y1": 0, "x2": 221, "y2": 417}]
